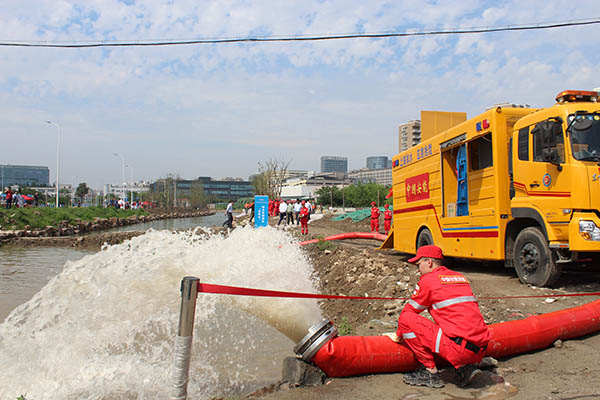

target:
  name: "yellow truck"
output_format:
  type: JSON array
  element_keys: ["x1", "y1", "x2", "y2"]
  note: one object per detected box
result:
[{"x1": 386, "y1": 90, "x2": 600, "y2": 287}]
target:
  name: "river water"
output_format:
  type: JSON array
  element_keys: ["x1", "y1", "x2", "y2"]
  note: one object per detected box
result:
[{"x1": 0, "y1": 216, "x2": 324, "y2": 399}]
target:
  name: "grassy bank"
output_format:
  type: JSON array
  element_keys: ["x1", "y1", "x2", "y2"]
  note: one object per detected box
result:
[{"x1": 0, "y1": 207, "x2": 148, "y2": 231}]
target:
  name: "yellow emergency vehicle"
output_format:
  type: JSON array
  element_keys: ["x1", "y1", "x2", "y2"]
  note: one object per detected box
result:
[{"x1": 386, "y1": 90, "x2": 600, "y2": 287}]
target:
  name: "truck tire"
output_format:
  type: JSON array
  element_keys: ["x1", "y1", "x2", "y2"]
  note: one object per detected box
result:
[
  {"x1": 513, "y1": 227, "x2": 561, "y2": 287},
  {"x1": 417, "y1": 228, "x2": 434, "y2": 248}
]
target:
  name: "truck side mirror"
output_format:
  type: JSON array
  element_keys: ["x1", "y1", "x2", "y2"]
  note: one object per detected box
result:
[{"x1": 532, "y1": 120, "x2": 563, "y2": 170}]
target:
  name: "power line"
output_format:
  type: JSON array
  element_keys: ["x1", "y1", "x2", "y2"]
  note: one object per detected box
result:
[{"x1": 1, "y1": 18, "x2": 599, "y2": 48}]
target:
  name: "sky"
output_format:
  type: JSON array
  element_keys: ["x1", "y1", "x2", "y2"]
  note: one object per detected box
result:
[{"x1": 1, "y1": 1, "x2": 599, "y2": 190}]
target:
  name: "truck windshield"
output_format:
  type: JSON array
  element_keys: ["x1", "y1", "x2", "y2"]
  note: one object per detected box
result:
[{"x1": 569, "y1": 114, "x2": 600, "y2": 161}]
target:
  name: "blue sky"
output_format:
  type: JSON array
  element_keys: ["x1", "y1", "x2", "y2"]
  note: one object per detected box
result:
[{"x1": 1, "y1": 0, "x2": 599, "y2": 189}]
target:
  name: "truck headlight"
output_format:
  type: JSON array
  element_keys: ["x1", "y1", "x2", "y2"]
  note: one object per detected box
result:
[{"x1": 579, "y1": 220, "x2": 600, "y2": 241}]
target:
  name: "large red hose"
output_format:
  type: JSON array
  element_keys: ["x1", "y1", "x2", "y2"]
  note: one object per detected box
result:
[
  {"x1": 299, "y1": 232, "x2": 387, "y2": 246},
  {"x1": 312, "y1": 299, "x2": 600, "y2": 377}
]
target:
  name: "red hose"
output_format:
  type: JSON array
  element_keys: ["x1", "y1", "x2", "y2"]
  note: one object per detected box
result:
[
  {"x1": 312, "y1": 299, "x2": 600, "y2": 377},
  {"x1": 299, "y1": 232, "x2": 387, "y2": 246}
]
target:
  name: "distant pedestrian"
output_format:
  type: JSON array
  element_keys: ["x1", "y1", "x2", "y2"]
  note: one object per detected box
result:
[
  {"x1": 293, "y1": 199, "x2": 302, "y2": 225},
  {"x1": 370, "y1": 201, "x2": 380, "y2": 233},
  {"x1": 299, "y1": 201, "x2": 309, "y2": 235},
  {"x1": 16, "y1": 193, "x2": 25, "y2": 208},
  {"x1": 305, "y1": 199, "x2": 312, "y2": 221},
  {"x1": 249, "y1": 202, "x2": 255, "y2": 224},
  {"x1": 384, "y1": 204, "x2": 392, "y2": 234},
  {"x1": 278, "y1": 200, "x2": 288, "y2": 225},
  {"x1": 5, "y1": 187, "x2": 13, "y2": 209},
  {"x1": 286, "y1": 200, "x2": 294, "y2": 225},
  {"x1": 33, "y1": 192, "x2": 39, "y2": 207},
  {"x1": 223, "y1": 200, "x2": 234, "y2": 228}
]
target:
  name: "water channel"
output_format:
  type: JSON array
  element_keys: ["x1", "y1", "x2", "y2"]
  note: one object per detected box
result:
[{"x1": 0, "y1": 214, "x2": 323, "y2": 399}]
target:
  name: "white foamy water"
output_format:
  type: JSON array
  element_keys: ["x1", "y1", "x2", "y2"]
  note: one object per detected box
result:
[{"x1": 0, "y1": 226, "x2": 323, "y2": 399}]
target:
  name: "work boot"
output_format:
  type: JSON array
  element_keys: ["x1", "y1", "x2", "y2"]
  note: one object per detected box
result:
[
  {"x1": 403, "y1": 366, "x2": 444, "y2": 388},
  {"x1": 455, "y1": 364, "x2": 482, "y2": 387}
]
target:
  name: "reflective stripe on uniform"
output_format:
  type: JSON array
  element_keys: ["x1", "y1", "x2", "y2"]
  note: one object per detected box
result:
[
  {"x1": 408, "y1": 299, "x2": 427, "y2": 310},
  {"x1": 403, "y1": 332, "x2": 417, "y2": 339},
  {"x1": 435, "y1": 328, "x2": 442, "y2": 353},
  {"x1": 432, "y1": 295, "x2": 476, "y2": 310}
]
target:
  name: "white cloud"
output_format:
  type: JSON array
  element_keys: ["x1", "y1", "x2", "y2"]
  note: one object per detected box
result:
[{"x1": 1, "y1": 0, "x2": 600, "y2": 187}]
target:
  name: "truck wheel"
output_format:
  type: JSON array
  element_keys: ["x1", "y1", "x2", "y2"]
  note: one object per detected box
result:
[
  {"x1": 417, "y1": 229, "x2": 433, "y2": 248},
  {"x1": 513, "y1": 227, "x2": 561, "y2": 287}
]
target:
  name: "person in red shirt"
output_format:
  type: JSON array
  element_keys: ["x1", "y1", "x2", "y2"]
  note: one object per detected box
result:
[
  {"x1": 383, "y1": 204, "x2": 392, "y2": 234},
  {"x1": 370, "y1": 201, "x2": 380, "y2": 232},
  {"x1": 384, "y1": 245, "x2": 491, "y2": 388},
  {"x1": 299, "y1": 201, "x2": 310, "y2": 235},
  {"x1": 5, "y1": 188, "x2": 13, "y2": 209}
]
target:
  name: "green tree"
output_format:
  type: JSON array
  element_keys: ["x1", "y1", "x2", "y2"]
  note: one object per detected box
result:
[
  {"x1": 75, "y1": 183, "x2": 90, "y2": 205},
  {"x1": 316, "y1": 185, "x2": 343, "y2": 207},
  {"x1": 189, "y1": 181, "x2": 207, "y2": 209},
  {"x1": 320, "y1": 182, "x2": 391, "y2": 208},
  {"x1": 252, "y1": 157, "x2": 290, "y2": 199}
]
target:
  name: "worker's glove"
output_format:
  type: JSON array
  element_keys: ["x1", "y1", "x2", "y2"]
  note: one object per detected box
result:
[{"x1": 382, "y1": 332, "x2": 401, "y2": 343}]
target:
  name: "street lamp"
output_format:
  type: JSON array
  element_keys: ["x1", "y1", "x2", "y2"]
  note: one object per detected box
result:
[
  {"x1": 113, "y1": 153, "x2": 125, "y2": 202},
  {"x1": 126, "y1": 164, "x2": 134, "y2": 205},
  {"x1": 46, "y1": 120, "x2": 61, "y2": 208}
]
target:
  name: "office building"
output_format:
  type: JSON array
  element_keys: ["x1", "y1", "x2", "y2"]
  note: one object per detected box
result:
[
  {"x1": 151, "y1": 176, "x2": 253, "y2": 205},
  {"x1": 1, "y1": 164, "x2": 50, "y2": 188},
  {"x1": 321, "y1": 156, "x2": 348, "y2": 174},
  {"x1": 398, "y1": 120, "x2": 421, "y2": 152},
  {"x1": 348, "y1": 168, "x2": 392, "y2": 186},
  {"x1": 366, "y1": 156, "x2": 390, "y2": 170}
]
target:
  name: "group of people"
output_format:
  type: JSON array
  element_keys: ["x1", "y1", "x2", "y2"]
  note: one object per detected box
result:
[
  {"x1": 370, "y1": 201, "x2": 393, "y2": 234},
  {"x1": 3, "y1": 187, "x2": 39, "y2": 209},
  {"x1": 226, "y1": 198, "x2": 314, "y2": 235}
]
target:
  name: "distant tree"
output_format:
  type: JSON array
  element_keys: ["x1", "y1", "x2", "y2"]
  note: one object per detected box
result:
[
  {"x1": 252, "y1": 157, "x2": 290, "y2": 199},
  {"x1": 152, "y1": 173, "x2": 180, "y2": 209},
  {"x1": 316, "y1": 185, "x2": 343, "y2": 207},
  {"x1": 189, "y1": 181, "x2": 207, "y2": 209},
  {"x1": 319, "y1": 182, "x2": 391, "y2": 208},
  {"x1": 75, "y1": 183, "x2": 90, "y2": 205}
]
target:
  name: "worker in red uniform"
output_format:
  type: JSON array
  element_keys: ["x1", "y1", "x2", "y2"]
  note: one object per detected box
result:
[
  {"x1": 383, "y1": 204, "x2": 392, "y2": 234},
  {"x1": 299, "y1": 201, "x2": 310, "y2": 235},
  {"x1": 384, "y1": 245, "x2": 491, "y2": 388},
  {"x1": 268, "y1": 199, "x2": 274, "y2": 217},
  {"x1": 370, "y1": 201, "x2": 380, "y2": 233}
]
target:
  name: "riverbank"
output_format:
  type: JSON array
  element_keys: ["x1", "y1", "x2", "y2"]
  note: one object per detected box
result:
[{"x1": 0, "y1": 208, "x2": 214, "y2": 246}]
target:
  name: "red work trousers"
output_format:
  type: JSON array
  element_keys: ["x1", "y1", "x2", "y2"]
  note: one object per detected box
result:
[
  {"x1": 370, "y1": 218, "x2": 379, "y2": 232},
  {"x1": 384, "y1": 219, "x2": 391, "y2": 234},
  {"x1": 300, "y1": 218, "x2": 308, "y2": 234},
  {"x1": 397, "y1": 312, "x2": 485, "y2": 369}
]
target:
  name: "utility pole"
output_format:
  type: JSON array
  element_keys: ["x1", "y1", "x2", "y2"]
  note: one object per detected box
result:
[{"x1": 46, "y1": 121, "x2": 61, "y2": 208}]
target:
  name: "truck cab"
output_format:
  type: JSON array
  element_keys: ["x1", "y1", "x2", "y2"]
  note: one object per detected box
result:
[{"x1": 508, "y1": 90, "x2": 600, "y2": 285}]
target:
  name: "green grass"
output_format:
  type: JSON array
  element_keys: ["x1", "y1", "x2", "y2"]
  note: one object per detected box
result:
[
  {"x1": 315, "y1": 237, "x2": 337, "y2": 251},
  {"x1": 338, "y1": 317, "x2": 353, "y2": 336},
  {"x1": 0, "y1": 207, "x2": 148, "y2": 230}
]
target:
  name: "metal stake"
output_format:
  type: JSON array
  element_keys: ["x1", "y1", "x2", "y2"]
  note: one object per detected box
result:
[{"x1": 171, "y1": 276, "x2": 199, "y2": 400}]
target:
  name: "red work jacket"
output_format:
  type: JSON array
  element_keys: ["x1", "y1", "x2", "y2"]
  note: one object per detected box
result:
[
  {"x1": 400, "y1": 266, "x2": 490, "y2": 347},
  {"x1": 384, "y1": 209, "x2": 392, "y2": 221},
  {"x1": 370, "y1": 206, "x2": 380, "y2": 219}
]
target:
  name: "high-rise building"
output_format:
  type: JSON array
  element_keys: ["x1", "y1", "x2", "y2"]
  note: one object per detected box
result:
[
  {"x1": 398, "y1": 120, "x2": 421, "y2": 152},
  {"x1": 366, "y1": 156, "x2": 389, "y2": 170},
  {"x1": 320, "y1": 156, "x2": 348, "y2": 174},
  {"x1": 1, "y1": 164, "x2": 50, "y2": 188}
]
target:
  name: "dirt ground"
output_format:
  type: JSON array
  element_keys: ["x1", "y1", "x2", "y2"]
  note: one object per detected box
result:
[
  {"x1": 253, "y1": 214, "x2": 600, "y2": 400},
  {"x1": 5, "y1": 212, "x2": 600, "y2": 399}
]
